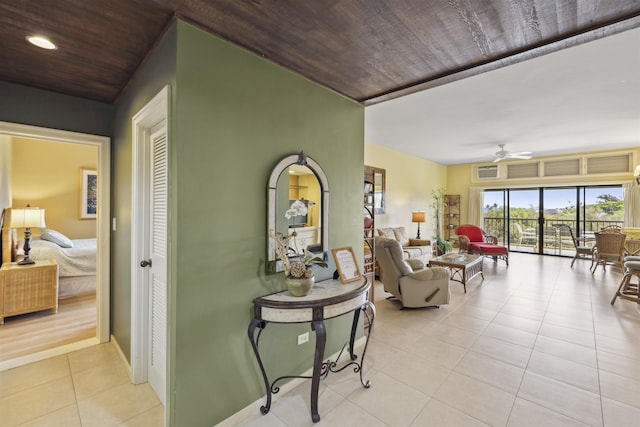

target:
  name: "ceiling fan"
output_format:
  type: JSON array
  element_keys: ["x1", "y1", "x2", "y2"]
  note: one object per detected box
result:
[{"x1": 493, "y1": 144, "x2": 533, "y2": 162}]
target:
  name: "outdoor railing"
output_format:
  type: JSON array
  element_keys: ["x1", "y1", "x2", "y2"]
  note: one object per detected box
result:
[{"x1": 482, "y1": 217, "x2": 624, "y2": 253}]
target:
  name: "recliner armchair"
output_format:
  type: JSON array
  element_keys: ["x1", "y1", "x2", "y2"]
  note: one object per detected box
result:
[{"x1": 375, "y1": 236, "x2": 450, "y2": 309}]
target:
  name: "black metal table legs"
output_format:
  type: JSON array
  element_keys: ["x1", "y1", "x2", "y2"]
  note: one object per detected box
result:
[{"x1": 248, "y1": 301, "x2": 375, "y2": 423}]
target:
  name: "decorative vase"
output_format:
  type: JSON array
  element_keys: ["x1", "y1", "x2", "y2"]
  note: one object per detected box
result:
[{"x1": 286, "y1": 276, "x2": 314, "y2": 297}]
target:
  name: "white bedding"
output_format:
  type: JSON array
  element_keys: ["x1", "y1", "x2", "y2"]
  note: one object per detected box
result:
[{"x1": 27, "y1": 237, "x2": 97, "y2": 277}]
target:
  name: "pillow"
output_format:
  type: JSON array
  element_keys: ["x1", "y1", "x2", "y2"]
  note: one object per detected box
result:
[
  {"x1": 41, "y1": 229, "x2": 74, "y2": 248},
  {"x1": 393, "y1": 227, "x2": 410, "y2": 247},
  {"x1": 377, "y1": 228, "x2": 396, "y2": 240}
]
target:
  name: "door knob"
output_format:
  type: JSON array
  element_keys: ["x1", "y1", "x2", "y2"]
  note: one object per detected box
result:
[{"x1": 140, "y1": 259, "x2": 152, "y2": 267}]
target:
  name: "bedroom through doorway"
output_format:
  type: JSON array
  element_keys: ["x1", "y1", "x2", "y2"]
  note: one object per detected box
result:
[{"x1": 0, "y1": 122, "x2": 110, "y2": 369}]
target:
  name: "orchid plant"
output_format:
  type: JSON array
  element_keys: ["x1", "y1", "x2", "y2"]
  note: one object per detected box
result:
[{"x1": 271, "y1": 199, "x2": 327, "y2": 278}]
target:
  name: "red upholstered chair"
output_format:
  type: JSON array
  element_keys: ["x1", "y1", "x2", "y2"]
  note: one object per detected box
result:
[{"x1": 456, "y1": 225, "x2": 509, "y2": 266}]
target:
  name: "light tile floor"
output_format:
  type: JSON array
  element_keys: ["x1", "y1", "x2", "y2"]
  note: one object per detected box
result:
[
  {"x1": 2, "y1": 253, "x2": 640, "y2": 426},
  {"x1": 236, "y1": 252, "x2": 640, "y2": 427},
  {"x1": 0, "y1": 341, "x2": 163, "y2": 426}
]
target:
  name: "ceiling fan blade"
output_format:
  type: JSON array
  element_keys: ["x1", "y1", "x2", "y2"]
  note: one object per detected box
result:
[
  {"x1": 508, "y1": 151, "x2": 532, "y2": 156},
  {"x1": 507, "y1": 154, "x2": 532, "y2": 159},
  {"x1": 493, "y1": 157, "x2": 503, "y2": 163}
]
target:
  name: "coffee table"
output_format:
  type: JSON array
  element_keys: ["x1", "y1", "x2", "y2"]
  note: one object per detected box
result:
[{"x1": 429, "y1": 253, "x2": 484, "y2": 293}]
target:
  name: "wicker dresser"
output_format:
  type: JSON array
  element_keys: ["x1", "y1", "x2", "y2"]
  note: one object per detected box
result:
[{"x1": 0, "y1": 259, "x2": 58, "y2": 324}]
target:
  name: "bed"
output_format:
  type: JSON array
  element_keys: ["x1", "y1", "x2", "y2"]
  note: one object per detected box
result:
[{"x1": 1, "y1": 210, "x2": 97, "y2": 299}]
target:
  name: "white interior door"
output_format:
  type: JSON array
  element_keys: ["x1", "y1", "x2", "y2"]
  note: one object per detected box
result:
[
  {"x1": 131, "y1": 86, "x2": 169, "y2": 415},
  {"x1": 147, "y1": 124, "x2": 168, "y2": 404}
]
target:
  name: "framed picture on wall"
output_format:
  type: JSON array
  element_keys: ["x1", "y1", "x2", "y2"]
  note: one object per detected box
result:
[
  {"x1": 331, "y1": 247, "x2": 362, "y2": 284},
  {"x1": 80, "y1": 169, "x2": 97, "y2": 219}
]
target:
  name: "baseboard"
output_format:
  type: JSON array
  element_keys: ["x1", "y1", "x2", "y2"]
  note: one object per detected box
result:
[
  {"x1": 214, "y1": 336, "x2": 367, "y2": 427},
  {"x1": 110, "y1": 334, "x2": 132, "y2": 378}
]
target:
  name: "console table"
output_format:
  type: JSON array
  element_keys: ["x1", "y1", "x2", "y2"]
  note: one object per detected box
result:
[{"x1": 248, "y1": 277, "x2": 375, "y2": 423}]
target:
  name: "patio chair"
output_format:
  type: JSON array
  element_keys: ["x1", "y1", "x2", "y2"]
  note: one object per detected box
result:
[
  {"x1": 611, "y1": 256, "x2": 640, "y2": 305},
  {"x1": 554, "y1": 224, "x2": 595, "y2": 268},
  {"x1": 457, "y1": 224, "x2": 508, "y2": 266},
  {"x1": 515, "y1": 223, "x2": 537, "y2": 246},
  {"x1": 591, "y1": 230, "x2": 626, "y2": 273}
]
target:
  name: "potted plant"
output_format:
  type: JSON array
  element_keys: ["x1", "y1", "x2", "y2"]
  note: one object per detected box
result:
[{"x1": 431, "y1": 188, "x2": 453, "y2": 255}]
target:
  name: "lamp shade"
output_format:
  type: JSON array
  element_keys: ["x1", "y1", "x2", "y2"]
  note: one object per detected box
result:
[
  {"x1": 411, "y1": 211, "x2": 425, "y2": 223},
  {"x1": 9, "y1": 207, "x2": 46, "y2": 229}
]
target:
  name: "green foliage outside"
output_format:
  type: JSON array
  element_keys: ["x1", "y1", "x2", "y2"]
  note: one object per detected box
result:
[
  {"x1": 485, "y1": 194, "x2": 624, "y2": 221},
  {"x1": 484, "y1": 194, "x2": 624, "y2": 243}
]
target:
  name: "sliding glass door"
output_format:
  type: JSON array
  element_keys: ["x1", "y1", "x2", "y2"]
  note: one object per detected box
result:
[
  {"x1": 541, "y1": 187, "x2": 578, "y2": 255},
  {"x1": 509, "y1": 189, "x2": 539, "y2": 253},
  {"x1": 482, "y1": 185, "x2": 623, "y2": 257}
]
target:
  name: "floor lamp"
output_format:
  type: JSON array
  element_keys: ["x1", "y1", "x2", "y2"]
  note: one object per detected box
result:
[{"x1": 9, "y1": 206, "x2": 46, "y2": 265}]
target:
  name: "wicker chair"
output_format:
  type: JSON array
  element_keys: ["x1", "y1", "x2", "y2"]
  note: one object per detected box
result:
[
  {"x1": 591, "y1": 231, "x2": 626, "y2": 273},
  {"x1": 611, "y1": 256, "x2": 640, "y2": 305},
  {"x1": 554, "y1": 224, "x2": 594, "y2": 268}
]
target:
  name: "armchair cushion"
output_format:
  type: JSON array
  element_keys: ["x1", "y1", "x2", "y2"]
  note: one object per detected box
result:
[
  {"x1": 406, "y1": 258, "x2": 425, "y2": 270},
  {"x1": 410, "y1": 266, "x2": 450, "y2": 281},
  {"x1": 377, "y1": 235, "x2": 413, "y2": 276},
  {"x1": 471, "y1": 243, "x2": 506, "y2": 254},
  {"x1": 457, "y1": 225, "x2": 485, "y2": 243}
]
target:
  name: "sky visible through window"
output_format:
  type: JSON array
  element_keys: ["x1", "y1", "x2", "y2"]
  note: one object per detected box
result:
[{"x1": 484, "y1": 186, "x2": 624, "y2": 211}]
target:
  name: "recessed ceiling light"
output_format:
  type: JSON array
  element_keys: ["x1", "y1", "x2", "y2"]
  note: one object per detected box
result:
[{"x1": 26, "y1": 35, "x2": 57, "y2": 50}]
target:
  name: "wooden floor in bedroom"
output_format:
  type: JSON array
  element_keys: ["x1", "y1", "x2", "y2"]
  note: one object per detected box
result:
[{"x1": 0, "y1": 293, "x2": 96, "y2": 362}]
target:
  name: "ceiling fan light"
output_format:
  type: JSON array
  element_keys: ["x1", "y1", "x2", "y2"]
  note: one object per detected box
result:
[{"x1": 26, "y1": 35, "x2": 57, "y2": 50}]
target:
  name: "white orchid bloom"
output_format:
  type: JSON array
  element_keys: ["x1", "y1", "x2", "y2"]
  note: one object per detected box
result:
[{"x1": 285, "y1": 199, "x2": 308, "y2": 218}]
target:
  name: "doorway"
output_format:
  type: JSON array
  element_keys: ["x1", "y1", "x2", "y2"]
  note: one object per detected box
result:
[{"x1": 0, "y1": 121, "x2": 110, "y2": 370}]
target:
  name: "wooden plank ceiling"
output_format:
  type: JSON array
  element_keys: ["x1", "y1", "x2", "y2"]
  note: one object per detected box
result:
[{"x1": 1, "y1": 0, "x2": 639, "y2": 104}]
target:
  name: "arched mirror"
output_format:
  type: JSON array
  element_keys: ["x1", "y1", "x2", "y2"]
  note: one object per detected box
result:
[{"x1": 267, "y1": 152, "x2": 329, "y2": 273}]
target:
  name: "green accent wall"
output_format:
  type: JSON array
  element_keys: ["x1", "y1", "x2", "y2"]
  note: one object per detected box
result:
[
  {"x1": 171, "y1": 21, "x2": 363, "y2": 425},
  {"x1": 112, "y1": 24, "x2": 177, "y2": 363},
  {"x1": 111, "y1": 20, "x2": 363, "y2": 425}
]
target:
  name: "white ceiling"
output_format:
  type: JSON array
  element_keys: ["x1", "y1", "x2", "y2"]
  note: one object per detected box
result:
[{"x1": 365, "y1": 27, "x2": 640, "y2": 166}]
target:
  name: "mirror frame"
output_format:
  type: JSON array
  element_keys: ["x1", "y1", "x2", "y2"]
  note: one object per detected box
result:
[{"x1": 267, "y1": 152, "x2": 329, "y2": 273}]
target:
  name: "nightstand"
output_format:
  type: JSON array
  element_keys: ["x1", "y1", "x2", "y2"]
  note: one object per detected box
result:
[{"x1": 0, "y1": 259, "x2": 59, "y2": 324}]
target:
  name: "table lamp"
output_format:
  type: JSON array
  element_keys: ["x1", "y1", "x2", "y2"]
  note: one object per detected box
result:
[
  {"x1": 9, "y1": 206, "x2": 46, "y2": 265},
  {"x1": 412, "y1": 210, "x2": 425, "y2": 239}
]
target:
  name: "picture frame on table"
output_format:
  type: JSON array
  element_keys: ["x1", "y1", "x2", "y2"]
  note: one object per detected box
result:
[
  {"x1": 331, "y1": 247, "x2": 362, "y2": 284},
  {"x1": 79, "y1": 169, "x2": 97, "y2": 220}
]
